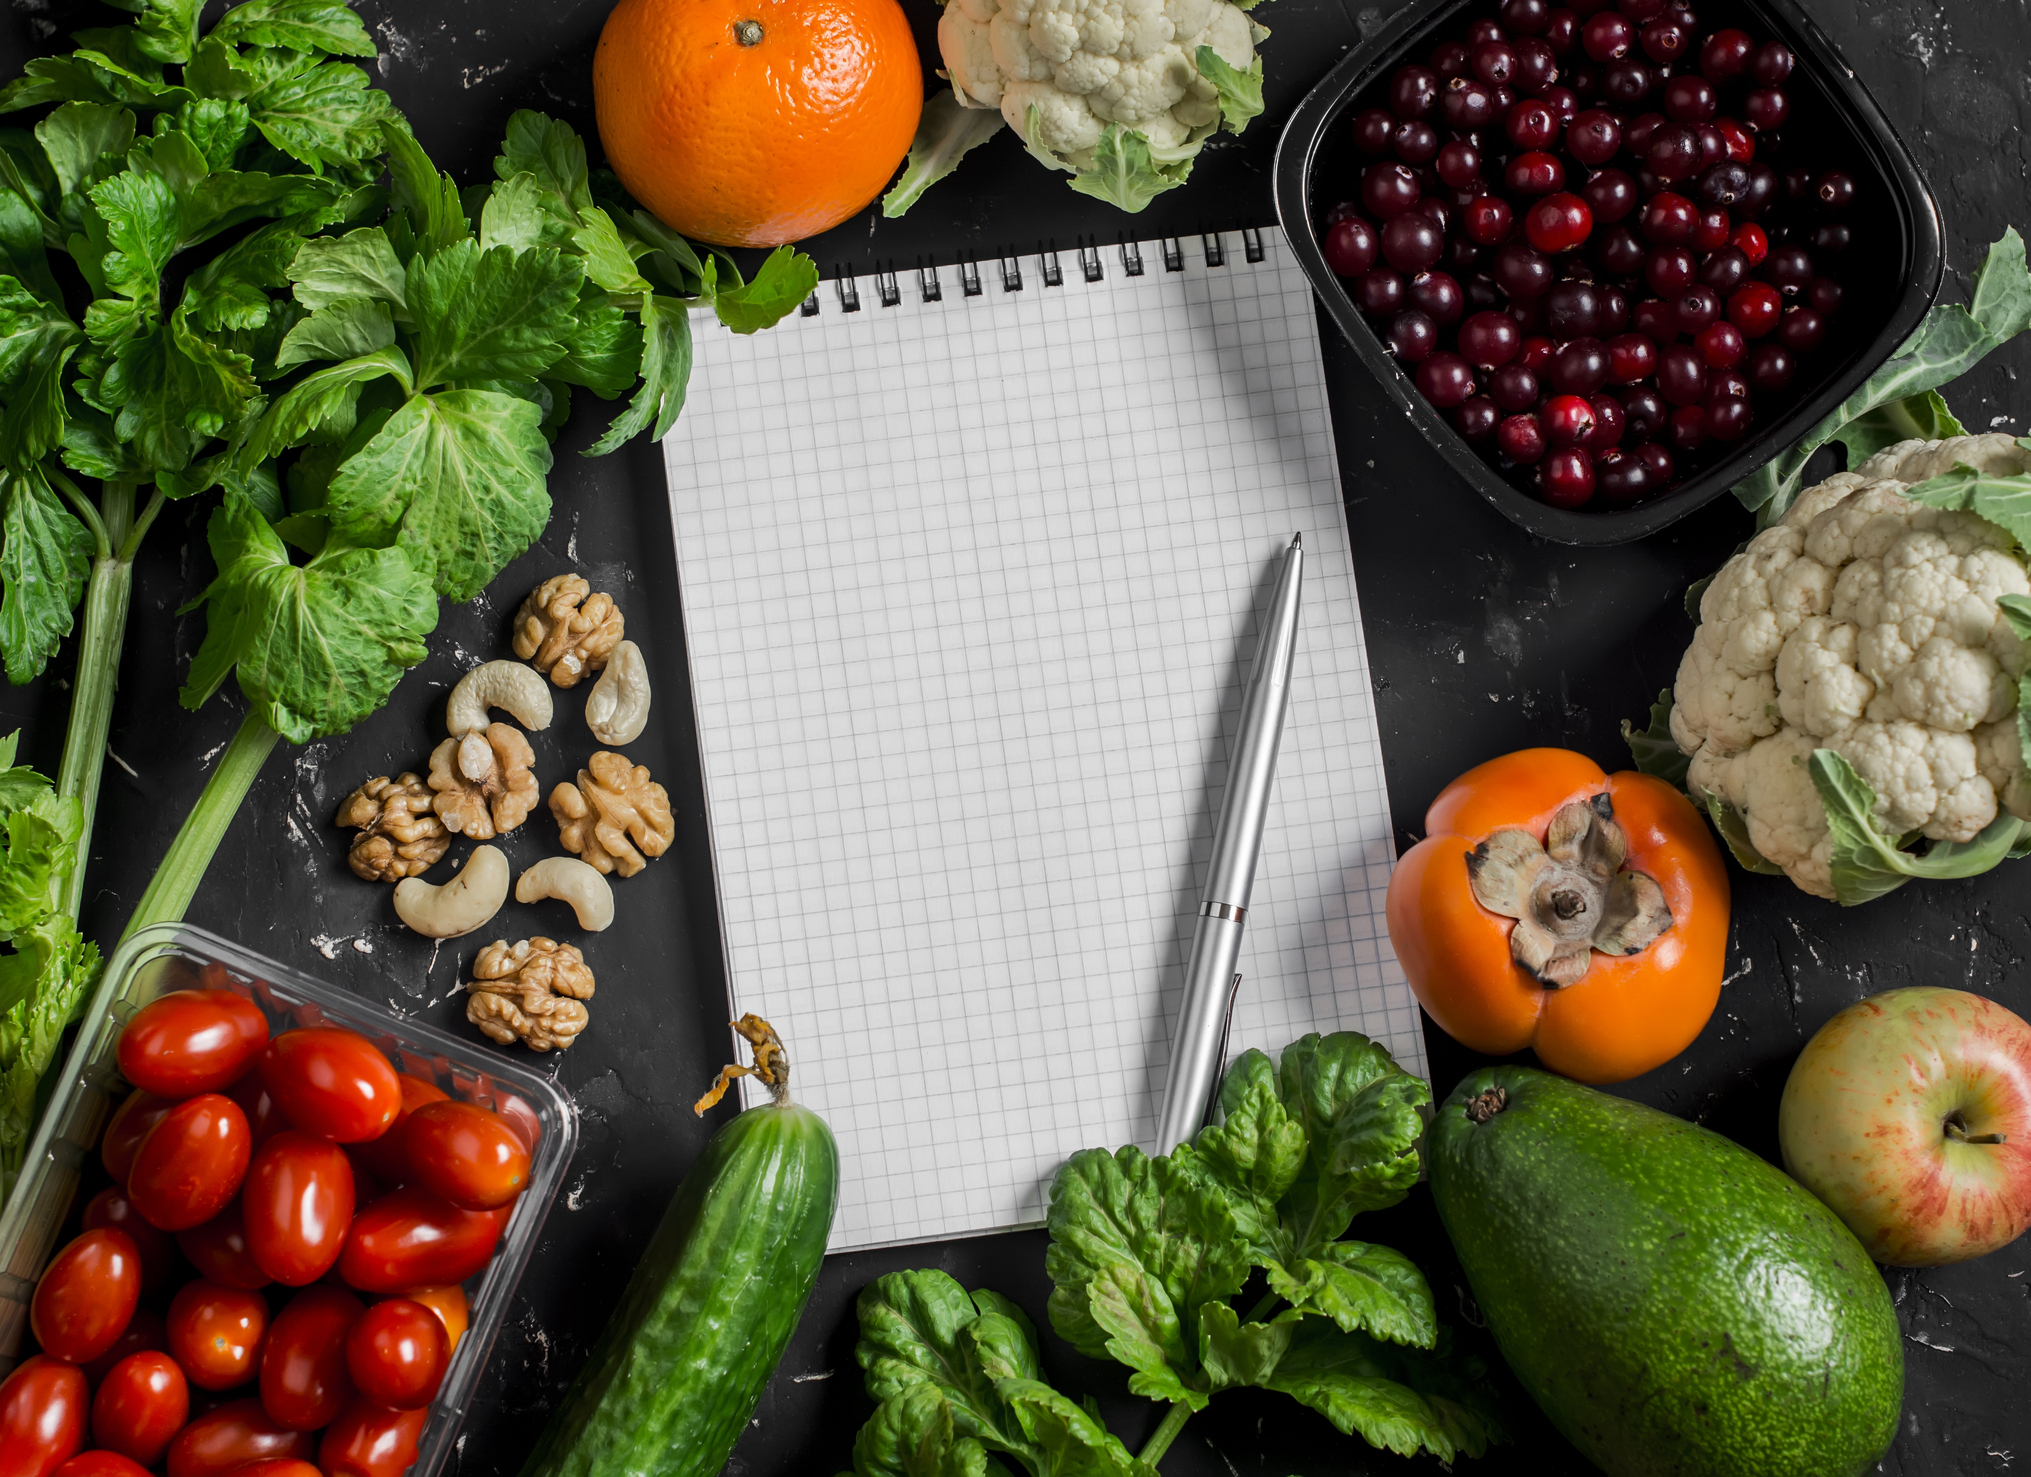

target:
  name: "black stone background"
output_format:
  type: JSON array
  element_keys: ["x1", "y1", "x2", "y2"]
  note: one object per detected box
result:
[{"x1": 4, "y1": 0, "x2": 2030, "y2": 1472}]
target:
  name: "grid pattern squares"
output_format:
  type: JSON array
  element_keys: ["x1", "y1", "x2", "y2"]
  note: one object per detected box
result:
[{"x1": 661, "y1": 229, "x2": 1423, "y2": 1251}]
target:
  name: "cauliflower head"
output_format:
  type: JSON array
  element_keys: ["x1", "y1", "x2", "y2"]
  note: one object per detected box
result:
[
  {"x1": 1671, "y1": 433, "x2": 2031, "y2": 899},
  {"x1": 886, "y1": 0, "x2": 1268, "y2": 215}
]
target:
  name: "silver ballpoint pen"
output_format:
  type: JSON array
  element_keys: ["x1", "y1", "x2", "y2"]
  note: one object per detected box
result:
[{"x1": 1154, "y1": 532, "x2": 1305, "y2": 1154}]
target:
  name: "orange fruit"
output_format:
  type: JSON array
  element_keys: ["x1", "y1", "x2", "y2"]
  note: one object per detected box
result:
[{"x1": 594, "y1": 0, "x2": 924, "y2": 249}]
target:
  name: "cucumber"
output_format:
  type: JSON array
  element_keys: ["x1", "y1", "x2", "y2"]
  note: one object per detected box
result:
[{"x1": 523, "y1": 1018, "x2": 838, "y2": 1477}]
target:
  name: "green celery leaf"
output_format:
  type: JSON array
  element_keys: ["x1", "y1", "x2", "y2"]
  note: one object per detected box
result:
[
  {"x1": 1197, "y1": 1302, "x2": 1301, "y2": 1391},
  {"x1": 1186, "y1": 1073, "x2": 1304, "y2": 1248},
  {"x1": 183, "y1": 38, "x2": 257, "y2": 103},
  {"x1": 883, "y1": 91, "x2": 1006, "y2": 219},
  {"x1": 245, "y1": 58, "x2": 390, "y2": 174},
  {"x1": 1620, "y1": 688, "x2": 1689, "y2": 789},
  {"x1": 853, "y1": 1269, "x2": 1039, "y2": 1459},
  {"x1": 847, "y1": 1387, "x2": 1008, "y2": 1477},
  {"x1": 102, "y1": 0, "x2": 206, "y2": 64},
  {"x1": 625, "y1": 208, "x2": 709, "y2": 296},
  {"x1": 1065, "y1": 124, "x2": 1192, "y2": 214},
  {"x1": 288, "y1": 225, "x2": 406, "y2": 310},
  {"x1": 1809, "y1": 748, "x2": 2028, "y2": 905},
  {"x1": 1194, "y1": 47, "x2": 1264, "y2": 133},
  {"x1": 0, "y1": 50, "x2": 190, "y2": 115},
  {"x1": 60, "y1": 406, "x2": 147, "y2": 483},
  {"x1": 0, "y1": 277, "x2": 81, "y2": 470},
  {"x1": 1701, "y1": 791, "x2": 1784, "y2": 875},
  {"x1": 37, "y1": 103, "x2": 136, "y2": 202},
  {"x1": 89, "y1": 167, "x2": 180, "y2": 307},
  {"x1": 175, "y1": 97, "x2": 255, "y2": 171},
  {"x1": 172, "y1": 168, "x2": 346, "y2": 252},
  {"x1": 209, "y1": 0, "x2": 377, "y2": 57},
  {"x1": 1273, "y1": 1033, "x2": 1429, "y2": 1252},
  {"x1": 323, "y1": 387, "x2": 551, "y2": 601},
  {"x1": 103, "y1": 315, "x2": 259, "y2": 471},
  {"x1": 1260, "y1": 1321, "x2": 1502, "y2": 1464},
  {"x1": 0, "y1": 915, "x2": 100, "y2": 1199},
  {"x1": 0, "y1": 469, "x2": 92, "y2": 685},
  {"x1": 0, "y1": 791, "x2": 78, "y2": 935},
  {"x1": 1262, "y1": 1241, "x2": 1437, "y2": 1348},
  {"x1": 178, "y1": 218, "x2": 301, "y2": 334},
  {"x1": 548, "y1": 297, "x2": 642, "y2": 401},
  {"x1": 714, "y1": 245, "x2": 820, "y2": 334},
  {"x1": 998, "y1": 1380, "x2": 1157, "y2": 1477},
  {"x1": 244, "y1": 347, "x2": 408, "y2": 463},
  {"x1": 180, "y1": 489, "x2": 436, "y2": 740},
  {"x1": 275, "y1": 295, "x2": 393, "y2": 368},
  {"x1": 1902, "y1": 460, "x2": 2031, "y2": 545},
  {"x1": 382, "y1": 121, "x2": 467, "y2": 254},
  {"x1": 587, "y1": 292, "x2": 690, "y2": 455},
  {"x1": 0, "y1": 189, "x2": 60, "y2": 311},
  {"x1": 570, "y1": 206, "x2": 653, "y2": 293},
  {"x1": 404, "y1": 238, "x2": 581, "y2": 387},
  {"x1": 480, "y1": 172, "x2": 576, "y2": 255},
  {"x1": 493, "y1": 110, "x2": 593, "y2": 214}
]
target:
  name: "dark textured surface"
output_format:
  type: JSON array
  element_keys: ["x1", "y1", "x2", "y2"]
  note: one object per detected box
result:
[{"x1": 3, "y1": 0, "x2": 2030, "y2": 1473}]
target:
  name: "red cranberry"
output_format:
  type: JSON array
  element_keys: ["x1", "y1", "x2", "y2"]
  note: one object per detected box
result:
[
  {"x1": 1356, "y1": 268, "x2": 1405, "y2": 314},
  {"x1": 1743, "y1": 88, "x2": 1788, "y2": 132},
  {"x1": 1705, "y1": 394, "x2": 1752, "y2": 441},
  {"x1": 1763, "y1": 245, "x2": 1814, "y2": 295},
  {"x1": 1634, "y1": 439, "x2": 1674, "y2": 483},
  {"x1": 1596, "y1": 446, "x2": 1651, "y2": 502},
  {"x1": 1621, "y1": 385, "x2": 1667, "y2": 437},
  {"x1": 1508, "y1": 100, "x2": 1561, "y2": 149},
  {"x1": 1674, "y1": 285, "x2": 1720, "y2": 333},
  {"x1": 1812, "y1": 222, "x2": 1852, "y2": 254},
  {"x1": 1416, "y1": 194, "x2": 1450, "y2": 232},
  {"x1": 1506, "y1": 150, "x2": 1567, "y2": 195},
  {"x1": 1538, "y1": 447, "x2": 1596, "y2": 507},
  {"x1": 1324, "y1": 218, "x2": 1379, "y2": 277},
  {"x1": 1632, "y1": 297, "x2": 1678, "y2": 341},
  {"x1": 1588, "y1": 392, "x2": 1626, "y2": 448},
  {"x1": 1581, "y1": 170, "x2": 1639, "y2": 225},
  {"x1": 1607, "y1": 332, "x2": 1657, "y2": 382},
  {"x1": 1730, "y1": 223, "x2": 1768, "y2": 266},
  {"x1": 1514, "y1": 37, "x2": 1559, "y2": 93},
  {"x1": 1562, "y1": 109, "x2": 1619, "y2": 165},
  {"x1": 1443, "y1": 78, "x2": 1500, "y2": 128},
  {"x1": 1381, "y1": 213, "x2": 1444, "y2": 273},
  {"x1": 1549, "y1": 337, "x2": 1611, "y2": 393},
  {"x1": 1454, "y1": 395, "x2": 1502, "y2": 441},
  {"x1": 1593, "y1": 225, "x2": 1646, "y2": 278},
  {"x1": 1542, "y1": 392, "x2": 1598, "y2": 446},
  {"x1": 1597, "y1": 285, "x2": 1630, "y2": 333},
  {"x1": 1467, "y1": 18, "x2": 1505, "y2": 45},
  {"x1": 1448, "y1": 235, "x2": 1483, "y2": 273},
  {"x1": 1431, "y1": 40, "x2": 1473, "y2": 77},
  {"x1": 1566, "y1": 61, "x2": 1599, "y2": 96},
  {"x1": 1779, "y1": 307, "x2": 1825, "y2": 352},
  {"x1": 1698, "y1": 161, "x2": 1752, "y2": 209},
  {"x1": 1416, "y1": 351, "x2": 1477, "y2": 407},
  {"x1": 1663, "y1": 73, "x2": 1716, "y2": 123},
  {"x1": 1392, "y1": 119, "x2": 1440, "y2": 164},
  {"x1": 1714, "y1": 117, "x2": 1755, "y2": 163},
  {"x1": 1543, "y1": 84, "x2": 1581, "y2": 122},
  {"x1": 1504, "y1": 0, "x2": 1553, "y2": 32},
  {"x1": 1699, "y1": 28, "x2": 1753, "y2": 81},
  {"x1": 1494, "y1": 240, "x2": 1555, "y2": 298},
  {"x1": 1324, "y1": 199, "x2": 1363, "y2": 225},
  {"x1": 1707, "y1": 368, "x2": 1749, "y2": 402},
  {"x1": 1737, "y1": 162, "x2": 1780, "y2": 218},
  {"x1": 1668, "y1": 403, "x2": 1706, "y2": 450},
  {"x1": 1464, "y1": 196, "x2": 1516, "y2": 245},
  {"x1": 1410, "y1": 271, "x2": 1465, "y2": 325},
  {"x1": 1498, "y1": 412, "x2": 1548, "y2": 463},
  {"x1": 1639, "y1": 18, "x2": 1687, "y2": 62},
  {"x1": 1582, "y1": 11, "x2": 1632, "y2": 59},
  {"x1": 1727, "y1": 281, "x2": 1781, "y2": 337},
  {"x1": 1527, "y1": 193, "x2": 1593, "y2": 253},
  {"x1": 1749, "y1": 41, "x2": 1794, "y2": 86},
  {"x1": 1353, "y1": 108, "x2": 1396, "y2": 155},
  {"x1": 1545, "y1": 280, "x2": 1602, "y2": 336},
  {"x1": 1693, "y1": 208, "x2": 1730, "y2": 252},
  {"x1": 1389, "y1": 309, "x2": 1438, "y2": 361},
  {"x1": 1695, "y1": 319, "x2": 1745, "y2": 368},
  {"x1": 1697, "y1": 247, "x2": 1749, "y2": 295},
  {"x1": 1618, "y1": 0, "x2": 1667, "y2": 20},
  {"x1": 1647, "y1": 122, "x2": 1702, "y2": 181},
  {"x1": 1489, "y1": 363, "x2": 1541, "y2": 411},
  {"x1": 1746, "y1": 342, "x2": 1794, "y2": 393},
  {"x1": 1816, "y1": 172, "x2": 1857, "y2": 210},
  {"x1": 1390, "y1": 66, "x2": 1441, "y2": 119},
  {"x1": 1624, "y1": 111, "x2": 1664, "y2": 156},
  {"x1": 1513, "y1": 298, "x2": 1551, "y2": 334},
  {"x1": 1436, "y1": 139, "x2": 1482, "y2": 189},
  {"x1": 1362, "y1": 162, "x2": 1422, "y2": 219},
  {"x1": 1639, "y1": 191, "x2": 1696, "y2": 244},
  {"x1": 1545, "y1": 8, "x2": 1579, "y2": 55},
  {"x1": 1809, "y1": 278, "x2": 1843, "y2": 315},
  {"x1": 1656, "y1": 342, "x2": 1707, "y2": 405},
  {"x1": 1473, "y1": 40, "x2": 1520, "y2": 86},
  {"x1": 1600, "y1": 59, "x2": 1651, "y2": 104},
  {"x1": 1459, "y1": 309, "x2": 1523, "y2": 367},
  {"x1": 1519, "y1": 334, "x2": 1557, "y2": 369},
  {"x1": 1466, "y1": 273, "x2": 1504, "y2": 310}
]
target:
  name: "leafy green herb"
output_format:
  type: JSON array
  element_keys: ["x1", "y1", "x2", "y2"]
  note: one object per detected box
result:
[{"x1": 842, "y1": 1036, "x2": 1504, "y2": 1476}]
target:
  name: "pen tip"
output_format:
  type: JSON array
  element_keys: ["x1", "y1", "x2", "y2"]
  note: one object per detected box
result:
[{"x1": 1291, "y1": 532, "x2": 1302, "y2": 549}]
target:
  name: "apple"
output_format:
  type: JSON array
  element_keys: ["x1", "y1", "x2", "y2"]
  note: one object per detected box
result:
[{"x1": 1779, "y1": 986, "x2": 2031, "y2": 1266}]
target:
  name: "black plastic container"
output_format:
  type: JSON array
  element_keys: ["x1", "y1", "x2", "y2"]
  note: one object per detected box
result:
[{"x1": 1272, "y1": 0, "x2": 1943, "y2": 545}]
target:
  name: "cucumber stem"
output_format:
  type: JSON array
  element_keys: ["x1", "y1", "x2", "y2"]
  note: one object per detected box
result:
[
  {"x1": 119, "y1": 708, "x2": 281, "y2": 944},
  {"x1": 1137, "y1": 1401, "x2": 1193, "y2": 1467}
]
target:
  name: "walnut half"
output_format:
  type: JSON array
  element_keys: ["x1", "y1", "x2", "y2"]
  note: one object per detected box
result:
[
  {"x1": 466, "y1": 937, "x2": 594, "y2": 1052},
  {"x1": 549, "y1": 752, "x2": 675, "y2": 878},
  {"x1": 513, "y1": 575, "x2": 624, "y2": 689},
  {"x1": 429, "y1": 724, "x2": 539, "y2": 840},
  {"x1": 335, "y1": 774, "x2": 449, "y2": 881}
]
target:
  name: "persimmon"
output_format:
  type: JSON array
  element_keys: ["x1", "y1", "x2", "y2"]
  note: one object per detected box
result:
[{"x1": 1386, "y1": 748, "x2": 1728, "y2": 1083}]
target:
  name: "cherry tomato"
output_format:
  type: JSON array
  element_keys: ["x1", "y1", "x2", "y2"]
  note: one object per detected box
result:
[
  {"x1": 0, "y1": 1355, "x2": 87, "y2": 1477},
  {"x1": 347, "y1": 1075, "x2": 447, "y2": 1184},
  {"x1": 51, "y1": 1455, "x2": 150, "y2": 1477},
  {"x1": 163, "y1": 1399, "x2": 314, "y2": 1477},
  {"x1": 90, "y1": 1350, "x2": 189, "y2": 1467},
  {"x1": 401, "y1": 1100, "x2": 530, "y2": 1211},
  {"x1": 242, "y1": 1131, "x2": 356, "y2": 1286},
  {"x1": 491, "y1": 1091, "x2": 542, "y2": 1155},
  {"x1": 344, "y1": 1150, "x2": 389, "y2": 1208},
  {"x1": 117, "y1": 990, "x2": 269, "y2": 1098},
  {"x1": 178, "y1": 1202, "x2": 271, "y2": 1290},
  {"x1": 343, "y1": 1297, "x2": 447, "y2": 1410},
  {"x1": 258, "y1": 1285, "x2": 362, "y2": 1432},
  {"x1": 81, "y1": 1305, "x2": 166, "y2": 1386},
  {"x1": 257, "y1": 1031, "x2": 399, "y2": 1145},
  {"x1": 31, "y1": 1228, "x2": 140, "y2": 1365},
  {"x1": 167, "y1": 1280, "x2": 269, "y2": 1391},
  {"x1": 222, "y1": 1463, "x2": 323, "y2": 1477},
  {"x1": 80, "y1": 1187, "x2": 177, "y2": 1295},
  {"x1": 397, "y1": 1284, "x2": 467, "y2": 1353},
  {"x1": 316, "y1": 1399, "x2": 427, "y2": 1477},
  {"x1": 127, "y1": 1094, "x2": 251, "y2": 1232},
  {"x1": 336, "y1": 1188, "x2": 504, "y2": 1293},
  {"x1": 224, "y1": 1069, "x2": 292, "y2": 1148},
  {"x1": 101, "y1": 1090, "x2": 173, "y2": 1186}
]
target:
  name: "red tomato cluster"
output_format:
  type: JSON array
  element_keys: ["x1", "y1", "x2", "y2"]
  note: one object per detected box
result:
[{"x1": 4, "y1": 986, "x2": 529, "y2": 1477}]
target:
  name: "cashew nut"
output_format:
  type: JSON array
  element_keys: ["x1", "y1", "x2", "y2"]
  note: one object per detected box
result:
[
  {"x1": 393, "y1": 845, "x2": 510, "y2": 938},
  {"x1": 585, "y1": 640, "x2": 650, "y2": 746},
  {"x1": 447, "y1": 660, "x2": 553, "y2": 738},
  {"x1": 514, "y1": 856, "x2": 615, "y2": 932}
]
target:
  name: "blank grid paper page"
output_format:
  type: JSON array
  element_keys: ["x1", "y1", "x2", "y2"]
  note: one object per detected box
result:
[{"x1": 663, "y1": 229, "x2": 1425, "y2": 1251}]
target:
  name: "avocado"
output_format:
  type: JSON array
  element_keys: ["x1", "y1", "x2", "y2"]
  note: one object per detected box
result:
[{"x1": 1427, "y1": 1066, "x2": 1902, "y2": 1477}]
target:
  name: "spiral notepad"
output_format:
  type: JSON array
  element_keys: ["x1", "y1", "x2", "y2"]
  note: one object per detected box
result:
[{"x1": 659, "y1": 227, "x2": 1423, "y2": 1252}]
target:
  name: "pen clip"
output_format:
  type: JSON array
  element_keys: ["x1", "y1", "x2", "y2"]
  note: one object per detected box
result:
[{"x1": 1203, "y1": 972, "x2": 1244, "y2": 1130}]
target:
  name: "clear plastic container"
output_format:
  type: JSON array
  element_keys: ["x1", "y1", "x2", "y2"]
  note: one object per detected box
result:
[{"x1": 0, "y1": 921, "x2": 578, "y2": 1477}]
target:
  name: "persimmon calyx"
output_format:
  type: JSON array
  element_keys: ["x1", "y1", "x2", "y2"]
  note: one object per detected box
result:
[{"x1": 1464, "y1": 792, "x2": 1673, "y2": 988}]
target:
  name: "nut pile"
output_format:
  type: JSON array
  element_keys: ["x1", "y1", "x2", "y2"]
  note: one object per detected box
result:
[
  {"x1": 334, "y1": 574, "x2": 667, "y2": 1051},
  {"x1": 1320, "y1": 0, "x2": 1855, "y2": 511}
]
